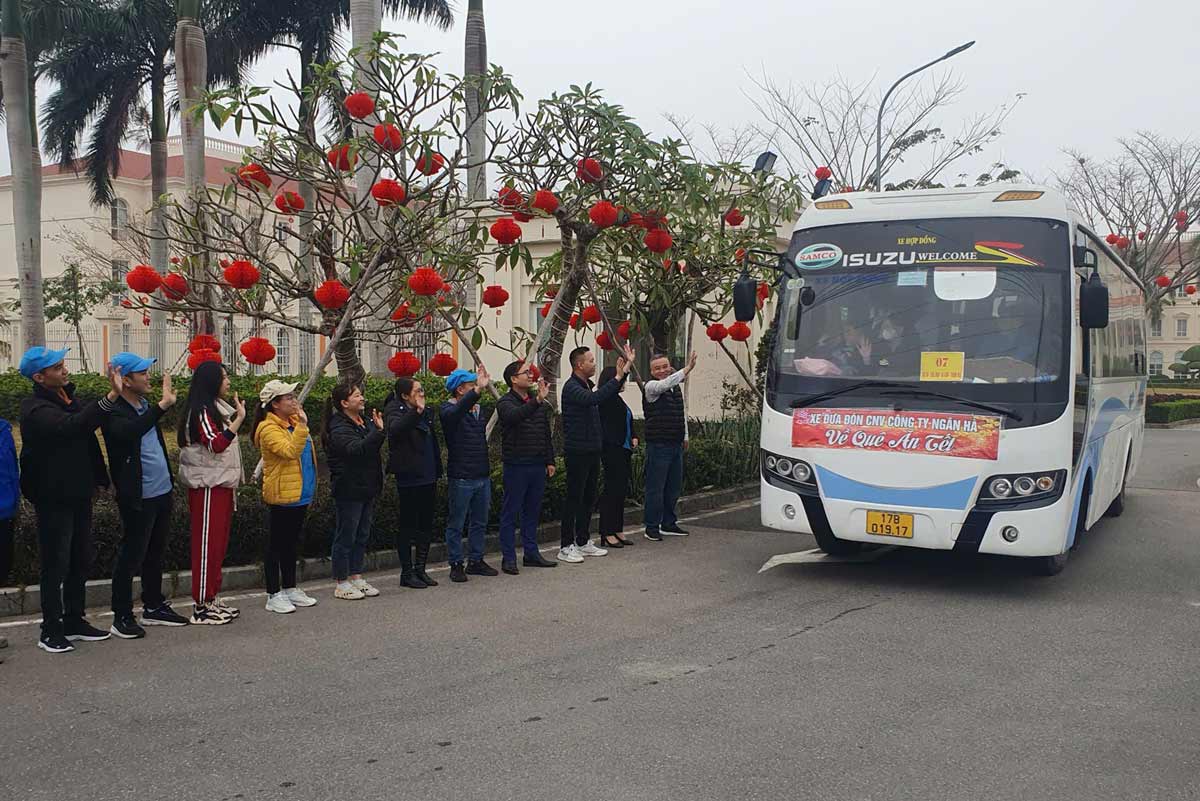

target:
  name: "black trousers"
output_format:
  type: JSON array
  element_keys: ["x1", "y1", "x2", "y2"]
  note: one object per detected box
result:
[
  {"x1": 562, "y1": 451, "x2": 601, "y2": 548},
  {"x1": 112, "y1": 492, "x2": 173, "y2": 616},
  {"x1": 0, "y1": 516, "x2": 14, "y2": 585},
  {"x1": 394, "y1": 482, "x2": 436, "y2": 569},
  {"x1": 34, "y1": 498, "x2": 94, "y2": 637},
  {"x1": 599, "y1": 446, "x2": 632, "y2": 537},
  {"x1": 265, "y1": 504, "x2": 308, "y2": 594}
]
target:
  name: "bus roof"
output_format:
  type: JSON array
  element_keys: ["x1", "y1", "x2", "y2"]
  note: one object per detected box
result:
[{"x1": 793, "y1": 184, "x2": 1079, "y2": 233}]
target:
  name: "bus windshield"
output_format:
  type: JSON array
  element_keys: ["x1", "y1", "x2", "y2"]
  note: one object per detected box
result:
[{"x1": 770, "y1": 217, "x2": 1072, "y2": 426}]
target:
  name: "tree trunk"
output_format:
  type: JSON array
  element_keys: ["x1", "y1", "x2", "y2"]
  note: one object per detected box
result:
[
  {"x1": 175, "y1": 0, "x2": 212, "y2": 335},
  {"x1": 148, "y1": 66, "x2": 169, "y2": 367},
  {"x1": 1, "y1": 0, "x2": 45, "y2": 349},
  {"x1": 536, "y1": 228, "x2": 590, "y2": 407},
  {"x1": 331, "y1": 318, "x2": 366, "y2": 387},
  {"x1": 464, "y1": 0, "x2": 487, "y2": 203}
]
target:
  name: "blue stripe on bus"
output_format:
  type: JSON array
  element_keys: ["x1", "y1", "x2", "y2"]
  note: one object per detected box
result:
[
  {"x1": 1066, "y1": 395, "x2": 1130, "y2": 549},
  {"x1": 815, "y1": 467, "x2": 978, "y2": 510}
]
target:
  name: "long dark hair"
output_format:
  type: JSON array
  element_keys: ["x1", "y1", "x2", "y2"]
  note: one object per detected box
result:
[
  {"x1": 177, "y1": 361, "x2": 226, "y2": 448},
  {"x1": 323, "y1": 381, "x2": 358, "y2": 444},
  {"x1": 384, "y1": 377, "x2": 416, "y2": 408},
  {"x1": 250, "y1": 397, "x2": 274, "y2": 442}
]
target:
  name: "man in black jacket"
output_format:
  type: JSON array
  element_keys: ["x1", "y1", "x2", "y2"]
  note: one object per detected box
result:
[
  {"x1": 100, "y1": 352, "x2": 188, "y2": 639},
  {"x1": 441, "y1": 366, "x2": 499, "y2": 583},
  {"x1": 557, "y1": 344, "x2": 632, "y2": 563},
  {"x1": 496, "y1": 361, "x2": 557, "y2": 575},
  {"x1": 18, "y1": 347, "x2": 120, "y2": 654}
]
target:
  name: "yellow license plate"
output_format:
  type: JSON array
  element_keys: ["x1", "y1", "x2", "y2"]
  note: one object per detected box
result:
[{"x1": 866, "y1": 511, "x2": 914, "y2": 539}]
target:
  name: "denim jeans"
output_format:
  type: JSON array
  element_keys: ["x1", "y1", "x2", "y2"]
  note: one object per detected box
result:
[
  {"x1": 445, "y1": 477, "x2": 491, "y2": 565},
  {"x1": 499, "y1": 462, "x2": 547, "y2": 564},
  {"x1": 644, "y1": 442, "x2": 684, "y2": 533},
  {"x1": 332, "y1": 497, "x2": 375, "y2": 581}
]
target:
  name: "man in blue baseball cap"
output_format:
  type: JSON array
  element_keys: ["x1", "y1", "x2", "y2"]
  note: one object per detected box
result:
[
  {"x1": 439, "y1": 365, "x2": 499, "y2": 582},
  {"x1": 99, "y1": 353, "x2": 186, "y2": 639},
  {"x1": 18, "y1": 346, "x2": 121, "y2": 654}
]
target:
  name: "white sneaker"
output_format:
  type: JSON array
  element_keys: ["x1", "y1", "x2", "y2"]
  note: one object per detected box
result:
[
  {"x1": 351, "y1": 578, "x2": 380, "y2": 597},
  {"x1": 335, "y1": 582, "x2": 365, "y2": 600},
  {"x1": 265, "y1": 592, "x2": 296, "y2": 614},
  {"x1": 557, "y1": 545, "x2": 584, "y2": 564},
  {"x1": 577, "y1": 541, "x2": 608, "y2": 557},
  {"x1": 284, "y1": 587, "x2": 318, "y2": 607}
]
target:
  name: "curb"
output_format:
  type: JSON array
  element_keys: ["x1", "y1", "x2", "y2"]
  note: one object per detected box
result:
[
  {"x1": 1146, "y1": 419, "x2": 1200, "y2": 429},
  {"x1": 0, "y1": 483, "x2": 757, "y2": 619}
]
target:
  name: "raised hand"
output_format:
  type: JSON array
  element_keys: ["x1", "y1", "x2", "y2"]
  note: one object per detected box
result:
[
  {"x1": 232, "y1": 392, "x2": 246, "y2": 421},
  {"x1": 158, "y1": 372, "x2": 177, "y2": 410},
  {"x1": 536, "y1": 378, "x2": 550, "y2": 401},
  {"x1": 297, "y1": 403, "x2": 309, "y2": 425},
  {"x1": 477, "y1": 364, "x2": 491, "y2": 390},
  {"x1": 106, "y1": 365, "x2": 123, "y2": 400},
  {"x1": 372, "y1": 408, "x2": 384, "y2": 429},
  {"x1": 686, "y1": 351, "x2": 698, "y2": 373}
]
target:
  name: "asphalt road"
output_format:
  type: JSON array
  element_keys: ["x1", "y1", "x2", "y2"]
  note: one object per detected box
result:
[{"x1": 1, "y1": 430, "x2": 1198, "y2": 801}]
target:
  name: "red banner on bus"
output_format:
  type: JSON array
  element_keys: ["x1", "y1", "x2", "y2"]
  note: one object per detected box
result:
[{"x1": 791, "y1": 408, "x2": 1001, "y2": 460}]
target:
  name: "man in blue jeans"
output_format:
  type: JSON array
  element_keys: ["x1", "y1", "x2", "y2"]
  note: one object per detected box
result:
[
  {"x1": 440, "y1": 366, "x2": 500, "y2": 583},
  {"x1": 642, "y1": 351, "x2": 697, "y2": 541},
  {"x1": 496, "y1": 361, "x2": 558, "y2": 575}
]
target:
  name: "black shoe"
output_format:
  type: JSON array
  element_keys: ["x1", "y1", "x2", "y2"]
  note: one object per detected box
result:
[
  {"x1": 644, "y1": 529, "x2": 663, "y2": 542},
  {"x1": 601, "y1": 536, "x2": 624, "y2": 549},
  {"x1": 661, "y1": 525, "x2": 690, "y2": 536},
  {"x1": 38, "y1": 632, "x2": 74, "y2": 654},
  {"x1": 400, "y1": 572, "x2": 428, "y2": 589},
  {"x1": 449, "y1": 564, "x2": 468, "y2": 583},
  {"x1": 523, "y1": 553, "x2": 558, "y2": 568},
  {"x1": 110, "y1": 614, "x2": 146, "y2": 640},
  {"x1": 414, "y1": 545, "x2": 438, "y2": 586},
  {"x1": 63, "y1": 619, "x2": 111, "y2": 642},
  {"x1": 141, "y1": 602, "x2": 189, "y2": 627},
  {"x1": 466, "y1": 559, "x2": 499, "y2": 577},
  {"x1": 501, "y1": 561, "x2": 520, "y2": 575},
  {"x1": 616, "y1": 535, "x2": 636, "y2": 546}
]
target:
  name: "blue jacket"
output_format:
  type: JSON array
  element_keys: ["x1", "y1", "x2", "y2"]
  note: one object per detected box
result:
[
  {"x1": 0, "y1": 420, "x2": 18, "y2": 520},
  {"x1": 440, "y1": 390, "x2": 491, "y2": 480}
]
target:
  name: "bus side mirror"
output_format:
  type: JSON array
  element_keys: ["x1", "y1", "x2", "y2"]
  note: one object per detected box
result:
[
  {"x1": 1080, "y1": 272, "x2": 1109, "y2": 329},
  {"x1": 733, "y1": 273, "x2": 758, "y2": 322},
  {"x1": 1074, "y1": 245, "x2": 1097, "y2": 269}
]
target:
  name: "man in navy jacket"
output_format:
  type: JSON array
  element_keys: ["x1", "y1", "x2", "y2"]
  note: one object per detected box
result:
[{"x1": 440, "y1": 366, "x2": 500, "y2": 583}]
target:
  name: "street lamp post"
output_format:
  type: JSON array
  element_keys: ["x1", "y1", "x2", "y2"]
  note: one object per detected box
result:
[{"x1": 873, "y1": 41, "x2": 975, "y2": 192}]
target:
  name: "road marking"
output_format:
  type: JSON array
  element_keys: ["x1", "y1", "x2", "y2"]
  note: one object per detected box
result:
[{"x1": 758, "y1": 546, "x2": 899, "y2": 573}]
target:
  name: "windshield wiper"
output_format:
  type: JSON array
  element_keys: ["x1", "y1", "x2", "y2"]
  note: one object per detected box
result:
[
  {"x1": 878, "y1": 388, "x2": 1023, "y2": 422},
  {"x1": 789, "y1": 381, "x2": 919, "y2": 409}
]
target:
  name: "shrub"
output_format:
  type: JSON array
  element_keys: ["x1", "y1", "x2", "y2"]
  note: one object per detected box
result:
[{"x1": 1145, "y1": 398, "x2": 1200, "y2": 424}]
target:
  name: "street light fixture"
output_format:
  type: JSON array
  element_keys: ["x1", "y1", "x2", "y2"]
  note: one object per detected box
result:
[{"x1": 873, "y1": 40, "x2": 975, "y2": 192}]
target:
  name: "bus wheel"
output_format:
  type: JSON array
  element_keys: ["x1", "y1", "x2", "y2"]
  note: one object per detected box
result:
[
  {"x1": 1105, "y1": 454, "x2": 1130, "y2": 518},
  {"x1": 1031, "y1": 551, "x2": 1069, "y2": 576},
  {"x1": 812, "y1": 526, "x2": 862, "y2": 556}
]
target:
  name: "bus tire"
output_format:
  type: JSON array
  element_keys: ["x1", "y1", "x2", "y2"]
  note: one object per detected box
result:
[
  {"x1": 1032, "y1": 551, "x2": 1069, "y2": 576},
  {"x1": 812, "y1": 526, "x2": 861, "y2": 556},
  {"x1": 1105, "y1": 451, "x2": 1130, "y2": 518}
]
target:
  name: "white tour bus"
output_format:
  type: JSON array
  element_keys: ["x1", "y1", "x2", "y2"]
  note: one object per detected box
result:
[{"x1": 749, "y1": 185, "x2": 1146, "y2": 575}]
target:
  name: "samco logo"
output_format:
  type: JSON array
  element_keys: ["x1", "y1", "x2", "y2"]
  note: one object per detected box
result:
[{"x1": 794, "y1": 243, "x2": 843, "y2": 270}]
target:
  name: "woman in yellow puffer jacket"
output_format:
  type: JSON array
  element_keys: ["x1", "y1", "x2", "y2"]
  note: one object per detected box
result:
[{"x1": 253, "y1": 380, "x2": 319, "y2": 615}]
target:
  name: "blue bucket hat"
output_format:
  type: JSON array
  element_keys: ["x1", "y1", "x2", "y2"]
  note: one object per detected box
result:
[
  {"x1": 110, "y1": 352, "x2": 157, "y2": 376},
  {"x1": 444, "y1": 369, "x2": 478, "y2": 394},
  {"x1": 19, "y1": 346, "x2": 70, "y2": 379}
]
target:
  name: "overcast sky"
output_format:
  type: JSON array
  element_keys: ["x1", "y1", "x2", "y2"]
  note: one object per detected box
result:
[{"x1": 3, "y1": 0, "x2": 1197, "y2": 185}]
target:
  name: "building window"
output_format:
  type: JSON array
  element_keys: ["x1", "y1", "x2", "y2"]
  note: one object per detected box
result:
[
  {"x1": 111, "y1": 259, "x2": 129, "y2": 306},
  {"x1": 110, "y1": 199, "x2": 129, "y2": 240},
  {"x1": 1149, "y1": 351, "x2": 1163, "y2": 376},
  {"x1": 1151, "y1": 318, "x2": 1162, "y2": 338},
  {"x1": 121, "y1": 323, "x2": 130, "y2": 352},
  {"x1": 222, "y1": 317, "x2": 236, "y2": 367},
  {"x1": 1177, "y1": 318, "x2": 1188, "y2": 338},
  {"x1": 275, "y1": 222, "x2": 290, "y2": 245},
  {"x1": 299, "y1": 330, "x2": 314, "y2": 375},
  {"x1": 276, "y1": 327, "x2": 291, "y2": 374}
]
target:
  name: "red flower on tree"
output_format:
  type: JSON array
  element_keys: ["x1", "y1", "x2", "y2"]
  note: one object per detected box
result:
[
  {"x1": 595, "y1": 331, "x2": 615, "y2": 351},
  {"x1": 388, "y1": 351, "x2": 422, "y2": 377},
  {"x1": 327, "y1": 144, "x2": 357, "y2": 171},
  {"x1": 370, "y1": 178, "x2": 406, "y2": 207},
  {"x1": 497, "y1": 186, "x2": 524, "y2": 209},
  {"x1": 482, "y1": 285, "x2": 510, "y2": 308},
  {"x1": 315, "y1": 279, "x2": 351, "y2": 309},
  {"x1": 728, "y1": 321, "x2": 752, "y2": 342},
  {"x1": 236, "y1": 163, "x2": 271, "y2": 191},
  {"x1": 240, "y1": 337, "x2": 276, "y2": 366},
  {"x1": 582, "y1": 305, "x2": 602, "y2": 324},
  {"x1": 644, "y1": 228, "x2": 673, "y2": 253},
  {"x1": 814, "y1": 166, "x2": 833, "y2": 181},
  {"x1": 490, "y1": 217, "x2": 523, "y2": 245},
  {"x1": 428, "y1": 353, "x2": 457, "y2": 376},
  {"x1": 187, "y1": 350, "x2": 221, "y2": 371},
  {"x1": 724, "y1": 208, "x2": 745, "y2": 226},
  {"x1": 344, "y1": 92, "x2": 375, "y2": 119},
  {"x1": 706, "y1": 323, "x2": 728, "y2": 342},
  {"x1": 223, "y1": 259, "x2": 260, "y2": 290},
  {"x1": 408, "y1": 267, "x2": 443, "y2": 296},
  {"x1": 416, "y1": 152, "x2": 445, "y2": 175},
  {"x1": 588, "y1": 200, "x2": 619, "y2": 228},
  {"x1": 1155, "y1": 275, "x2": 1172, "y2": 288},
  {"x1": 531, "y1": 189, "x2": 559, "y2": 214},
  {"x1": 373, "y1": 123, "x2": 403, "y2": 152},
  {"x1": 576, "y1": 157, "x2": 603, "y2": 183},
  {"x1": 126, "y1": 264, "x2": 162, "y2": 293},
  {"x1": 162, "y1": 272, "x2": 190, "y2": 301}
]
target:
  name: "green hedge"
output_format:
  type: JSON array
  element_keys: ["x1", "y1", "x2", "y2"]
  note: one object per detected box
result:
[{"x1": 1145, "y1": 398, "x2": 1200, "y2": 424}]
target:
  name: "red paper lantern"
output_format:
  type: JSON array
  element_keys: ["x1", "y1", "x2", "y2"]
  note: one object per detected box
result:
[
  {"x1": 407, "y1": 266, "x2": 443, "y2": 296},
  {"x1": 569, "y1": 313, "x2": 580, "y2": 329},
  {"x1": 1117, "y1": 236, "x2": 1130, "y2": 250},
  {"x1": 223, "y1": 259, "x2": 260, "y2": 290},
  {"x1": 482, "y1": 284, "x2": 510, "y2": 308},
  {"x1": 388, "y1": 351, "x2": 421, "y2": 377},
  {"x1": 576, "y1": 157, "x2": 603, "y2": 183},
  {"x1": 344, "y1": 92, "x2": 375, "y2": 120},
  {"x1": 706, "y1": 323, "x2": 728, "y2": 342},
  {"x1": 188, "y1": 334, "x2": 220, "y2": 354},
  {"x1": 1155, "y1": 275, "x2": 1172, "y2": 288},
  {"x1": 528, "y1": 363, "x2": 541, "y2": 381},
  {"x1": 240, "y1": 337, "x2": 276, "y2": 366},
  {"x1": 236, "y1": 163, "x2": 271, "y2": 191},
  {"x1": 187, "y1": 349, "x2": 221, "y2": 371},
  {"x1": 315, "y1": 279, "x2": 351, "y2": 309},
  {"x1": 219, "y1": 258, "x2": 231, "y2": 269},
  {"x1": 391, "y1": 302, "x2": 412, "y2": 322},
  {"x1": 1175, "y1": 210, "x2": 1189, "y2": 224},
  {"x1": 327, "y1": 144, "x2": 357, "y2": 171},
  {"x1": 373, "y1": 123, "x2": 404, "y2": 152},
  {"x1": 1187, "y1": 286, "x2": 1197, "y2": 296},
  {"x1": 724, "y1": 208, "x2": 745, "y2": 227},
  {"x1": 757, "y1": 282, "x2": 770, "y2": 302},
  {"x1": 162, "y1": 272, "x2": 190, "y2": 301},
  {"x1": 617, "y1": 320, "x2": 631, "y2": 340},
  {"x1": 641, "y1": 210, "x2": 669, "y2": 230},
  {"x1": 416, "y1": 152, "x2": 445, "y2": 175},
  {"x1": 814, "y1": 166, "x2": 833, "y2": 181},
  {"x1": 370, "y1": 178, "x2": 406, "y2": 207},
  {"x1": 274, "y1": 191, "x2": 305, "y2": 214},
  {"x1": 532, "y1": 189, "x2": 560, "y2": 214},
  {"x1": 545, "y1": 285, "x2": 559, "y2": 299},
  {"x1": 728, "y1": 321, "x2": 752, "y2": 342},
  {"x1": 582, "y1": 305, "x2": 602, "y2": 324},
  {"x1": 588, "y1": 200, "x2": 619, "y2": 228},
  {"x1": 498, "y1": 186, "x2": 524, "y2": 209},
  {"x1": 596, "y1": 331, "x2": 614, "y2": 351},
  {"x1": 1178, "y1": 221, "x2": 1189, "y2": 233},
  {"x1": 1105, "y1": 233, "x2": 1120, "y2": 245},
  {"x1": 428, "y1": 353, "x2": 457, "y2": 376},
  {"x1": 513, "y1": 210, "x2": 534, "y2": 222},
  {"x1": 539, "y1": 301, "x2": 552, "y2": 318},
  {"x1": 735, "y1": 248, "x2": 747, "y2": 264},
  {"x1": 490, "y1": 217, "x2": 522, "y2": 246},
  {"x1": 644, "y1": 228, "x2": 673, "y2": 253},
  {"x1": 126, "y1": 264, "x2": 162, "y2": 294},
  {"x1": 1138, "y1": 231, "x2": 1148, "y2": 241}
]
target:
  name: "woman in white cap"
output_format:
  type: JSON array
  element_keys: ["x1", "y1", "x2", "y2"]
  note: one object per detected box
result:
[{"x1": 252, "y1": 380, "x2": 319, "y2": 614}]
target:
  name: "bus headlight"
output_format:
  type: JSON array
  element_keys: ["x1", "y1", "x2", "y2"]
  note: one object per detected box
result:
[
  {"x1": 988, "y1": 477, "x2": 1013, "y2": 498},
  {"x1": 791, "y1": 462, "x2": 812, "y2": 483},
  {"x1": 1013, "y1": 476, "x2": 1037, "y2": 496},
  {"x1": 761, "y1": 450, "x2": 816, "y2": 488},
  {"x1": 979, "y1": 470, "x2": 1066, "y2": 506}
]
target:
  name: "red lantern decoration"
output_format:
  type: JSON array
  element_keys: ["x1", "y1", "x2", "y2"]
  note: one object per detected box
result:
[
  {"x1": 344, "y1": 92, "x2": 375, "y2": 119},
  {"x1": 569, "y1": 313, "x2": 580, "y2": 329},
  {"x1": 219, "y1": 258, "x2": 231, "y2": 269},
  {"x1": 735, "y1": 248, "x2": 747, "y2": 264},
  {"x1": 314, "y1": 279, "x2": 351, "y2": 309},
  {"x1": 513, "y1": 210, "x2": 534, "y2": 222},
  {"x1": 391, "y1": 302, "x2": 411, "y2": 322},
  {"x1": 728, "y1": 321, "x2": 752, "y2": 342},
  {"x1": 236, "y1": 163, "x2": 271, "y2": 191},
  {"x1": 706, "y1": 323, "x2": 728, "y2": 342},
  {"x1": 576, "y1": 157, "x2": 603, "y2": 183},
  {"x1": 428, "y1": 353, "x2": 457, "y2": 376},
  {"x1": 370, "y1": 178, "x2": 406, "y2": 207},
  {"x1": 407, "y1": 266, "x2": 443, "y2": 296},
  {"x1": 1138, "y1": 231, "x2": 1148, "y2": 241},
  {"x1": 840, "y1": 185, "x2": 854, "y2": 194},
  {"x1": 327, "y1": 144, "x2": 357, "y2": 171},
  {"x1": 617, "y1": 320, "x2": 631, "y2": 340},
  {"x1": 724, "y1": 208, "x2": 746, "y2": 227},
  {"x1": 589, "y1": 200, "x2": 619, "y2": 228},
  {"x1": 482, "y1": 284, "x2": 510, "y2": 308},
  {"x1": 1105, "y1": 233, "x2": 1120, "y2": 245},
  {"x1": 188, "y1": 334, "x2": 220, "y2": 354},
  {"x1": 274, "y1": 191, "x2": 305, "y2": 214},
  {"x1": 596, "y1": 331, "x2": 614, "y2": 351},
  {"x1": 1175, "y1": 210, "x2": 1189, "y2": 224},
  {"x1": 641, "y1": 210, "x2": 669, "y2": 230},
  {"x1": 539, "y1": 301, "x2": 552, "y2": 318},
  {"x1": 162, "y1": 272, "x2": 190, "y2": 301},
  {"x1": 187, "y1": 349, "x2": 221, "y2": 371},
  {"x1": 373, "y1": 123, "x2": 404, "y2": 152},
  {"x1": 644, "y1": 228, "x2": 673, "y2": 253},
  {"x1": 223, "y1": 259, "x2": 260, "y2": 290},
  {"x1": 490, "y1": 217, "x2": 522, "y2": 246},
  {"x1": 545, "y1": 285, "x2": 559, "y2": 299},
  {"x1": 1117, "y1": 236, "x2": 1130, "y2": 250},
  {"x1": 814, "y1": 166, "x2": 833, "y2": 181},
  {"x1": 1178, "y1": 221, "x2": 1189, "y2": 233},
  {"x1": 416, "y1": 152, "x2": 445, "y2": 175},
  {"x1": 388, "y1": 351, "x2": 421, "y2": 377},
  {"x1": 1187, "y1": 286, "x2": 1197, "y2": 296},
  {"x1": 757, "y1": 282, "x2": 770, "y2": 302},
  {"x1": 1155, "y1": 275, "x2": 1172, "y2": 288},
  {"x1": 531, "y1": 189, "x2": 560, "y2": 214},
  {"x1": 528, "y1": 363, "x2": 541, "y2": 381},
  {"x1": 582, "y1": 305, "x2": 602, "y2": 324},
  {"x1": 126, "y1": 264, "x2": 162, "y2": 293},
  {"x1": 498, "y1": 186, "x2": 524, "y2": 209},
  {"x1": 240, "y1": 337, "x2": 276, "y2": 366}
]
